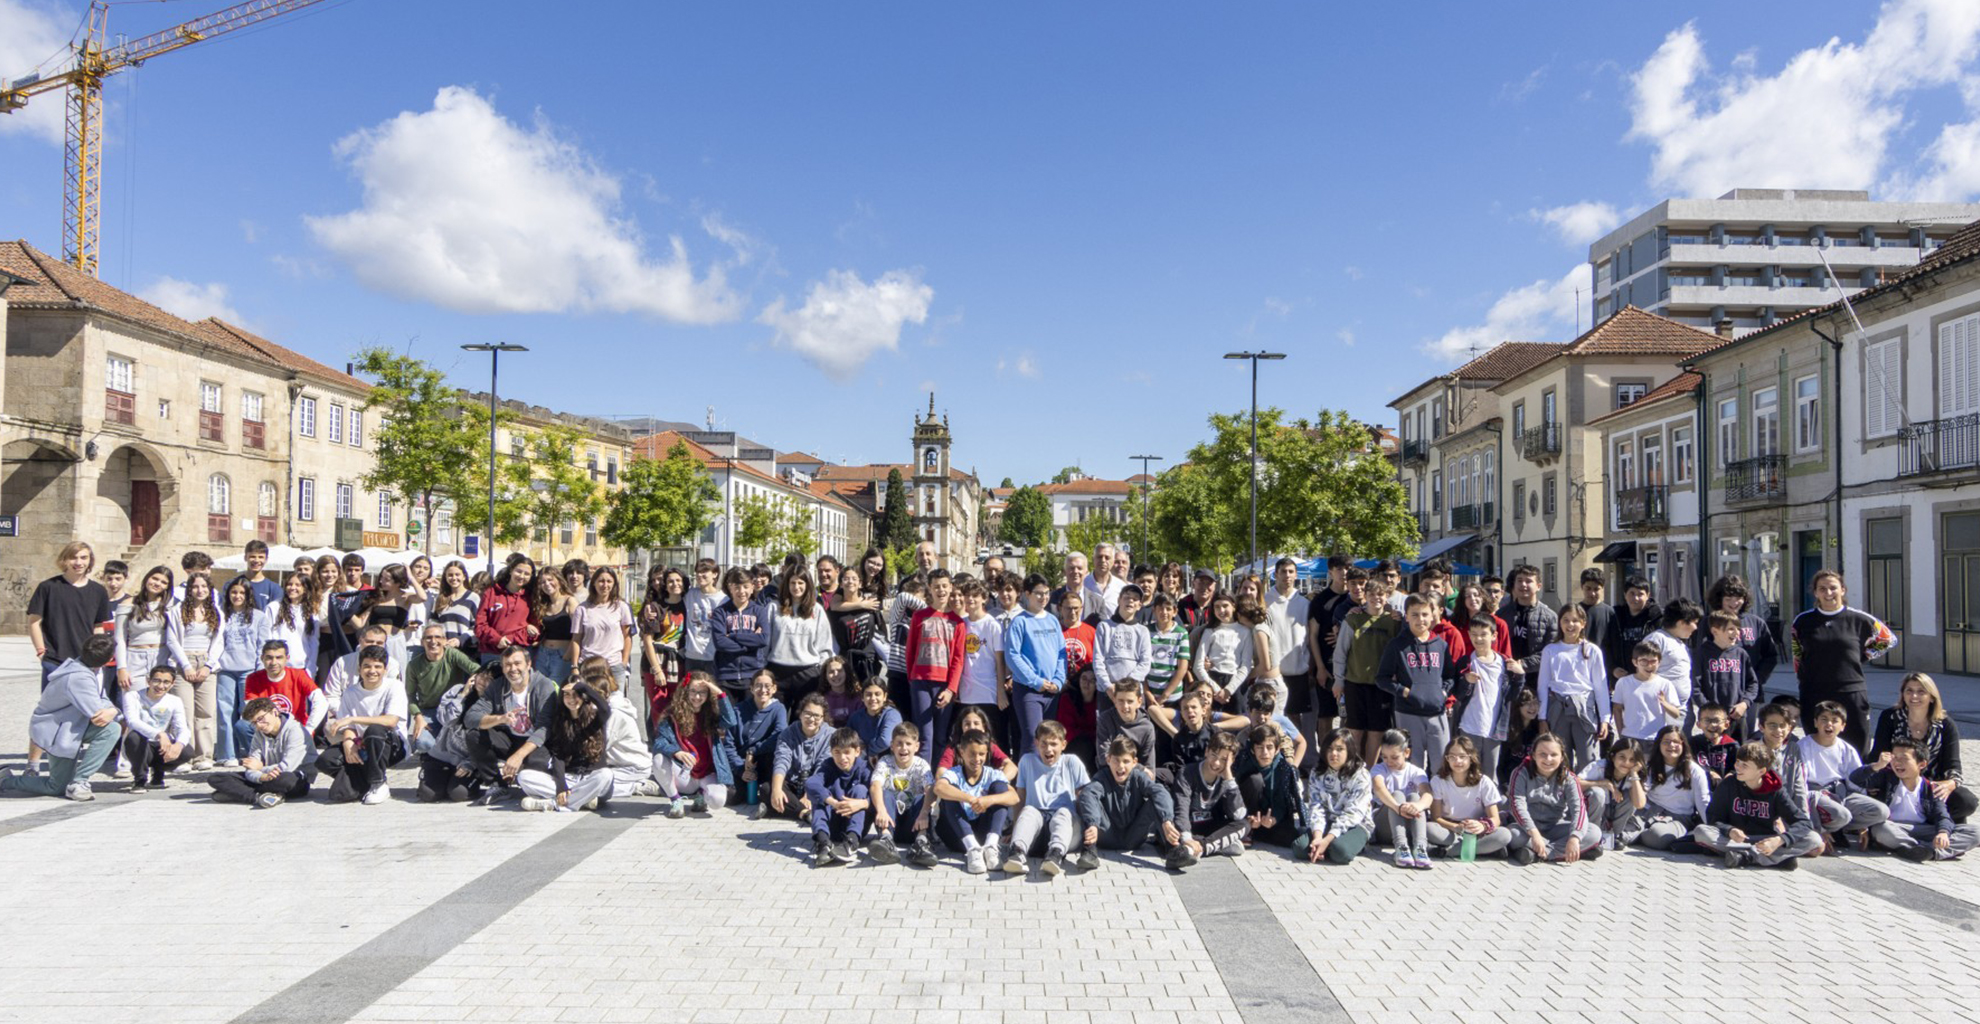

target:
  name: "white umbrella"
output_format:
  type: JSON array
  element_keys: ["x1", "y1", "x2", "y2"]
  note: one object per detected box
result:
[{"x1": 212, "y1": 543, "x2": 307, "y2": 571}]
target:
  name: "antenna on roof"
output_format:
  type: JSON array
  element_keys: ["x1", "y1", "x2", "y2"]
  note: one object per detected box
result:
[
  {"x1": 705, "y1": 405, "x2": 716, "y2": 431},
  {"x1": 1574, "y1": 287, "x2": 1583, "y2": 335}
]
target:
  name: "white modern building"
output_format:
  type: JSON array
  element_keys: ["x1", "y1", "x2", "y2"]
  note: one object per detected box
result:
[{"x1": 1591, "y1": 189, "x2": 1980, "y2": 332}]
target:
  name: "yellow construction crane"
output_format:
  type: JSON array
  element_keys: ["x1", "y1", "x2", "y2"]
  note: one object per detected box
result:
[{"x1": 1, "y1": 0, "x2": 331, "y2": 276}]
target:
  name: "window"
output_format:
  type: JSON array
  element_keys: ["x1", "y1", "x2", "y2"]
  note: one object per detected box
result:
[
  {"x1": 335, "y1": 483, "x2": 353, "y2": 520},
  {"x1": 241, "y1": 391, "x2": 265, "y2": 449},
  {"x1": 199, "y1": 382, "x2": 225, "y2": 442},
  {"x1": 585, "y1": 521, "x2": 598, "y2": 547},
  {"x1": 510, "y1": 435, "x2": 525, "y2": 458},
  {"x1": 1401, "y1": 478, "x2": 1412, "y2": 510},
  {"x1": 1483, "y1": 451, "x2": 1495, "y2": 509},
  {"x1": 1940, "y1": 313, "x2": 1980, "y2": 418},
  {"x1": 1643, "y1": 433, "x2": 1664, "y2": 485},
  {"x1": 1431, "y1": 397, "x2": 1445, "y2": 439},
  {"x1": 377, "y1": 493, "x2": 393, "y2": 529},
  {"x1": 1542, "y1": 474, "x2": 1557, "y2": 516},
  {"x1": 1644, "y1": 549, "x2": 1661, "y2": 595},
  {"x1": 1431, "y1": 469, "x2": 1442, "y2": 513},
  {"x1": 1543, "y1": 560, "x2": 1558, "y2": 597},
  {"x1": 298, "y1": 478, "x2": 316, "y2": 521},
  {"x1": 1793, "y1": 375, "x2": 1821, "y2": 452},
  {"x1": 560, "y1": 521, "x2": 575, "y2": 546},
  {"x1": 1512, "y1": 481, "x2": 1526, "y2": 521},
  {"x1": 328, "y1": 403, "x2": 345, "y2": 443},
  {"x1": 1616, "y1": 440, "x2": 1635, "y2": 490},
  {"x1": 1752, "y1": 387, "x2": 1780, "y2": 457},
  {"x1": 1865, "y1": 338, "x2": 1901, "y2": 438},
  {"x1": 158, "y1": 399, "x2": 170, "y2": 419},
  {"x1": 1673, "y1": 426, "x2": 1694, "y2": 483},
  {"x1": 606, "y1": 458, "x2": 618, "y2": 485},
  {"x1": 208, "y1": 474, "x2": 232, "y2": 543},
  {"x1": 258, "y1": 481, "x2": 277, "y2": 517},
  {"x1": 347, "y1": 408, "x2": 363, "y2": 447},
  {"x1": 105, "y1": 354, "x2": 135, "y2": 393},
  {"x1": 1541, "y1": 389, "x2": 1557, "y2": 426},
  {"x1": 588, "y1": 450, "x2": 601, "y2": 480},
  {"x1": 297, "y1": 396, "x2": 316, "y2": 437},
  {"x1": 1718, "y1": 398, "x2": 1739, "y2": 464},
  {"x1": 1511, "y1": 401, "x2": 1526, "y2": 439},
  {"x1": 1617, "y1": 381, "x2": 1648, "y2": 408}
]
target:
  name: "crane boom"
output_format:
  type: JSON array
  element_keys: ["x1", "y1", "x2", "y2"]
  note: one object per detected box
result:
[{"x1": 0, "y1": 0, "x2": 331, "y2": 276}]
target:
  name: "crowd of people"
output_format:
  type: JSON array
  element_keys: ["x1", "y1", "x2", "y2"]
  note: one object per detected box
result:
[{"x1": 11, "y1": 535, "x2": 1974, "y2": 873}]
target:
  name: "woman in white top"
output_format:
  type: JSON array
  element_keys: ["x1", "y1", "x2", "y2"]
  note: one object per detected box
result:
[
  {"x1": 213, "y1": 576, "x2": 265, "y2": 767},
  {"x1": 117, "y1": 566, "x2": 183, "y2": 692},
  {"x1": 766, "y1": 569, "x2": 836, "y2": 706},
  {"x1": 1236, "y1": 595, "x2": 1286, "y2": 715},
  {"x1": 572, "y1": 567, "x2": 637, "y2": 684},
  {"x1": 1191, "y1": 592, "x2": 1252, "y2": 706},
  {"x1": 260, "y1": 572, "x2": 320, "y2": 671},
  {"x1": 175, "y1": 572, "x2": 223, "y2": 768}
]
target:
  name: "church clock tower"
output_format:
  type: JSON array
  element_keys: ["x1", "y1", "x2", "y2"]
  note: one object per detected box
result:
[{"x1": 912, "y1": 393, "x2": 952, "y2": 568}]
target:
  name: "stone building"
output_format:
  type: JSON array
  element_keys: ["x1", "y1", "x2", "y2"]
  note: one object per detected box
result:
[{"x1": 816, "y1": 396, "x2": 984, "y2": 571}]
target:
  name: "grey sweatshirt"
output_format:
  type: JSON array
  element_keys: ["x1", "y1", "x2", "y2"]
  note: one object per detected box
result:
[
  {"x1": 1508, "y1": 763, "x2": 1588, "y2": 836},
  {"x1": 243, "y1": 716, "x2": 312, "y2": 774}
]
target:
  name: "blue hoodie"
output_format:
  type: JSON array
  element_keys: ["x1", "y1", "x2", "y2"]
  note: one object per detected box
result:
[
  {"x1": 735, "y1": 697, "x2": 788, "y2": 774},
  {"x1": 710, "y1": 594, "x2": 772, "y2": 685},
  {"x1": 1004, "y1": 609, "x2": 1068, "y2": 693}
]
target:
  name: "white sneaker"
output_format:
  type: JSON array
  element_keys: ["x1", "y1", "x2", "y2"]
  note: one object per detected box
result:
[
  {"x1": 190, "y1": 757, "x2": 215, "y2": 771},
  {"x1": 64, "y1": 781, "x2": 94, "y2": 802},
  {"x1": 108, "y1": 765, "x2": 128, "y2": 780},
  {"x1": 218, "y1": 759, "x2": 240, "y2": 768},
  {"x1": 581, "y1": 797, "x2": 600, "y2": 811},
  {"x1": 361, "y1": 784, "x2": 391, "y2": 805},
  {"x1": 519, "y1": 796, "x2": 555, "y2": 812},
  {"x1": 172, "y1": 762, "x2": 197, "y2": 775},
  {"x1": 749, "y1": 802, "x2": 766, "y2": 820},
  {"x1": 634, "y1": 778, "x2": 662, "y2": 797},
  {"x1": 964, "y1": 848, "x2": 986, "y2": 875}
]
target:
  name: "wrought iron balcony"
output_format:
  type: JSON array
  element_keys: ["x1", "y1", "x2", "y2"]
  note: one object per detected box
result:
[
  {"x1": 1899, "y1": 414, "x2": 1980, "y2": 477},
  {"x1": 1450, "y1": 502, "x2": 1494, "y2": 530},
  {"x1": 1724, "y1": 455, "x2": 1785, "y2": 503},
  {"x1": 1400, "y1": 439, "x2": 1429, "y2": 466},
  {"x1": 1615, "y1": 485, "x2": 1668, "y2": 531},
  {"x1": 1519, "y1": 423, "x2": 1561, "y2": 461}
]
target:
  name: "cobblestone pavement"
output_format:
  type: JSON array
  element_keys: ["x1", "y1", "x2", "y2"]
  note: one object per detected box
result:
[{"x1": 1, "y1": 640, "x2": 1975, "y2": 1024}]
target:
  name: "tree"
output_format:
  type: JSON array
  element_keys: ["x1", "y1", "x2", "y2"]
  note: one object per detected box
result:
[
  {"x1": 1061, "y1": 515, "x2": 1120, "y2": 557},
  {"x1": 448, "y1": 404, "x2": 535, "y2": 551},
  {"x1": 353, "y1": 347, "x2": 484, "y2": 548},
  {"x1": 999, "y1": 485, "x2": 1052, "y2": 551},
  {"x1": 998, "y1": 476, "x2": 1014, "y2": 489},
  {"x1": 1051, "y1": 465, "x2": 1081, "y2": 485},
  {"x1": 735, "y1": 493, "x2": 817, "y2": 561},
  {"x1": 1149, "y1": 408, "x2": 1414, "y2": 572},
  {"x1": 601, "y1": 442, "x2": 720, "y2": 559},
  {"x1": 880, "y1": 468, "x2": 916, "y2": 551},
  {"x1": 519, "y1": 423, "x2": 608, "y2": 566}
]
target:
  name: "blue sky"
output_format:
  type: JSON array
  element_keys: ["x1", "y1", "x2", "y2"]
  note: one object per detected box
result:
[{"x1": 5, "y1": 0, "x2": 1980, "y2": 486}]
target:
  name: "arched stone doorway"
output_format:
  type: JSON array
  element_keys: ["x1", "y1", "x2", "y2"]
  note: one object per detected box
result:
[
  {"x1": 1, "y1": 437, "x2": 81, "y2": 615},
  {"x1": 97, "y1": 443, "x2": 175, "y2": 551}
]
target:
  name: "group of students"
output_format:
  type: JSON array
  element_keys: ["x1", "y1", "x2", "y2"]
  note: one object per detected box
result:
[{"x1": 11, "y1": 537, "x2": 1974, "y2": 873}]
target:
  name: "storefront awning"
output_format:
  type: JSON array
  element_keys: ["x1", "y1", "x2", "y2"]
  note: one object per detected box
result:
[{"x1": 1593, "y1": 540, "x2": 1638, "y2": 563}]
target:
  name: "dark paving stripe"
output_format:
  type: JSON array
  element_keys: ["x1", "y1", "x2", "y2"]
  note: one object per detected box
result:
[
  {"x1": 1804, "y1": 856, "x2": 1980, "y2": 931},
  {"x1": 227, "y1": 807, "x2": 651, "y2": 1024},
  {"x1": 1171, "y1": 856, "x2": 1352, "y2": 1024},
  {"x1": 0, "y1": 792, "x2": 127, "y2": 838}
]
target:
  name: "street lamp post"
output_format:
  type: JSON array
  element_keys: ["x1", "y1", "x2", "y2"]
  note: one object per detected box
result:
[
  {"x1": 461, "y1": 343, "x2": 528, "y2": 578},
  {"x1": 1128, "y1": 453, "x2": 1163, "y2": 565},
  {"x1": 1223, "y1": 351, "x2": 1285, "y2": 576}
]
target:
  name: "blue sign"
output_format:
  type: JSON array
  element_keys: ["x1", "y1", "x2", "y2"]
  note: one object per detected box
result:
[{"x1": 463, "y1": 535, "x2": 479, "y2": 557}]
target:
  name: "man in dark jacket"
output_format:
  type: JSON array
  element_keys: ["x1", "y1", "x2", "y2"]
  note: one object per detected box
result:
[
  {"x1": 1498, "y1": 565, "x2": 1558, "y2": 680},
  {"x1": 466, "y1": 646, "x2": 557, "y2": 793}
]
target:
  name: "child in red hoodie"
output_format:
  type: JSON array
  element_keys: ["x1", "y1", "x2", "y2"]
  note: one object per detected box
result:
[
  {"x1": 905, "y1": 570, "x2": 966, "y2": 759},
  {"x1": 1691, "y1": 740, "x2": 1820, "y2": 870}
]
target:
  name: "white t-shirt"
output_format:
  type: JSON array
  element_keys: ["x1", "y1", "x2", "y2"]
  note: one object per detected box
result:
[
  {"x1": 1612, "y1": 673, "x2": 1677, "y2": 740},
  {"x1": 1370, "y1": 761, "x2": 1429, "y2": 805},
  {"x1": 1643, "y1": 629, "x2": 1693, "y2": 707},
  {"x1": 1430, "y1": 775, "x2": 1502, "y2": 820},
  {"x1": 337, "y1": 680, "x2": 410, "y2": 747},
  {"x1": 1887, "y1": 776, "x2": 1926, "y2": 825},
  {"x1": 957, "y1": 615, "x2": 1004, "y2": 706},
  {"x1": 573, "y1": 600, "x2": 635, "y2": 665},
  {"x1": 1796, "y1": 735, "x2": 1863, "y2": 787},
  {"x1": 1457, "y1": 654, "x2": 1506, "y2": 737}
]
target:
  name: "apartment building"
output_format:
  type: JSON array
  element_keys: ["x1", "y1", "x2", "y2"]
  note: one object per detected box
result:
[
  {"x1": 1495, "y1": 307, "x2": 1721, "y2": 608},
  {"x1": 631, "y1": 430, "x2": 852, "y2": 570},
  {"x1": 1590, "y1": 189, "x2": 1980, "y2": 332},
  {"x1": 1589, "y1": 372, "x2": 1702, "y2": 603}
]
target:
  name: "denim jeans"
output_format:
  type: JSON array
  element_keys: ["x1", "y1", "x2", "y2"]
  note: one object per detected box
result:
[
  {"x1": 534, "y1": 646, "x2": 572, "y2": 684},
  {"x1": 214, "y1": 670, "x2": 248, "y2": 761}
]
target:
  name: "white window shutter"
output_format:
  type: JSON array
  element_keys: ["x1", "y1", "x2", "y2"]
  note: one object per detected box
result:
[
  {"x1": 1944, "y1": 315, "x2": 1980, "y2": 418},
  {"x1": 1867, "y1": 340, "x2": 1894, "y2": 437}
]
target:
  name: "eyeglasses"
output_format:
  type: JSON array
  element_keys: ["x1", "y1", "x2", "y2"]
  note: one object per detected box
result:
[{"x1": 799, "y1": 713, "x2": 826, "y2": 723}]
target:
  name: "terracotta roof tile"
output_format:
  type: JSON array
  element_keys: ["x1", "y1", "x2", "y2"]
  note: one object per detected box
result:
[
  {"x1": 1036, "y1": 479, "x2": 1133, "y2": 496},
  {"x1": 1562, "y1": 305, "x2": 1721, "y2": 357},
  {"x1": 1587, "y1": 372, "x2": 1700, "y2": 426},
  {"x1": 1394, "y1": 341, "x2": 1566, "y2": 404},
  {"x1": 0, "y1": 240, "x2": 256, "y2": 358},
  {"x1": 194, "y1": 318, "x2": 369, "y2": 393}
]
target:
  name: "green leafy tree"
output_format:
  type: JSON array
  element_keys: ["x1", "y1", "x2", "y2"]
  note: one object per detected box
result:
[
  {"x1": 998, "y1": 476, "x2": 1015, "y2": 489},
  {"x1": 885, "y1": 544, "x2": 921, "y2": 580},
  {"x1": 518, "y1": 423, "x2": 608, "y2": 566},
  {"x1": 1061, "y1": 515, "x2": 1120, "y2": 557},
  {"x1": 601, "y1": 442, "x2": 719, "y2": 559},
  {"x1": 735, "y1": 493, "x2": 817, "y2": 561},
  {"x1": 999, "y1": 485, "x2": 1052, "y2": 550},
  {"x1": 1151, "y1": 408, "x2": 1414, "y2": 571},
  {"x1": 449, "y1": 405, "x2": 534, "y2": 549},
  {"x1": 353, "y1": 347, "x2": 484, "y2": 548},
  {"x1": 880, "y1": 468, "x2": 916, "y2": 551}
]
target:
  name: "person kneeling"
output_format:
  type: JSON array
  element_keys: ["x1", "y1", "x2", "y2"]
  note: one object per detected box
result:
[
  {"x1": 1078, "y1": 736, "x2": 1196, "y2": 873},
  {"x1": 122, "y1": 665, "x2": 193, "y2": 791},
  {"x1": 1692, "y1": 741, "x2": 1821, "y2": 870},
  {"x1": 1, "y1": 636, "x2": 123, "y2": 802},
  {"x1": 1171, "y1": 730, "x2": 1248, "y2": 859},
  {"x1": 317, "y1": 645, "x2": 408, "y2": 805},
  {"x1": 210, "y1": 698, "x2": 313, "y2": 808},
  {"x1": 869, "y1": 722, "x2": 938, "y2": 867},
  {"x1": 517, "y1": 679, "x2": 615, "y2": 813}
]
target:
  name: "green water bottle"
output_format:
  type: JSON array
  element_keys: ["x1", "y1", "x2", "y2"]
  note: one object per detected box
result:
[{"x1": 1459, "y1": 832, "x2": 1477, "y2": 862}]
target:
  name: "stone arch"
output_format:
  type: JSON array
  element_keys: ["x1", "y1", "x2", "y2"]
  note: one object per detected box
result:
[{"x1": 96, "y1": 441, "x2": 177, "y2": 549}]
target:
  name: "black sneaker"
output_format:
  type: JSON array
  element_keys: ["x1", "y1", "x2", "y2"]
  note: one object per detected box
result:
[
  {"x1": 868, "y1": 835, "x2": 901, "y2": 865},
  {"x1": 1723, "y1": 849, "x2": 1747, "y2": 869},
  {"x1": 1580, "y1": 843, "x2": 1604, "y2": 861},
  {"x1": 1776, "y1": 856, "x2": 1799, "y2": 871},
  {"x1": 1510, "y1": 845, "x2": 1535, "y2": 866},
  {"x1": 834, "y1": 839, "x2": 858, "y2": 864},
  {"x1": 908, "y1": 834, "x2": 939, "y2": 868},
  {"x1": 1896, "y1": 845, "x2": 1935, "y2": 863},
  {"x1": 1041, "y1": 847, "x2": 1065, "y2": 877},
  {"x1": 812, "y1": 835, "x2": 834, "y2": 867},
  {"x1": 1164, "y1": 844, "x2": 1199, "y2": 871},
  {"x1": 1427, "y1": 844, "x2": 1451, "y2": 860},
  {"x1": 1076, "y1": 847, "x2": 1101, "y2": 872}
]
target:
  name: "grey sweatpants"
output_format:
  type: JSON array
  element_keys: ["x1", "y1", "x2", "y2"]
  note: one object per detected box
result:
[
  {"x1": 1376, "y1": 806, "x2": 1428, "y2": 851},
  {"x1": 1461, "y1": 732, "x2": 1503, "y2": 785},
  {"x1": 1396, "y1": 711, "x2": 1450, "y2": 775},
  {"x1": 1426, "y1": 821, "x2": 1515, "y2": 857},
  {"x1": 1546, "y1": 693, "x2": 1602, "y2": 770},
  {"x1": 1810, "y1": 782, "x2": 1887, "y2": 835},
  {"x1": 1868, "y1": 821, "x2": 1980, "y2": 858},
  {"x1": 1634, "y1": 813, "x2": 1695, "y2": 850},
  {"x1": 1583, "y1": 786, "x2": 1645, "y2": 844},
  {"x1": 1010, "y1": 805, "x2": 1081, "y2": 856},
  {"x1": 1691, "y1": 824, "x2": 1821, "y2": 866},
  {"x1": 1522, "y1": 819, "x2": 1602, "y2": 860}
]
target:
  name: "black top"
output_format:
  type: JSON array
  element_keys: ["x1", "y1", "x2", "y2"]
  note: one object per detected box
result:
[
  {"x1": 1789, "y1": 606, "x2": 1887, "y2": 693},
  {"x1": 826, "y1": 604, "x2": 880, "y2": 655},
  {"x1": 27, "y1": 575, "x2": 114, "y2": 663},
  {"x1": 1579, "y1": 600, "x2": 1616, "y2": 655},
  {"x1": 538, "y1": 608, "x2": 574, "y2": 643},
  {"x1": 1869, "y1": 706, "x2": 1963, "y2": 784}
]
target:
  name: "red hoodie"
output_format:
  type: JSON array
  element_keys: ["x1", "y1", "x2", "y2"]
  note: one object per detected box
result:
[
  {"x1": 474, "y1": 584, "x2": 534, "y2": 653},
  {"x1": 904, "y1": 608, "x2": 967, "y2": 693}
]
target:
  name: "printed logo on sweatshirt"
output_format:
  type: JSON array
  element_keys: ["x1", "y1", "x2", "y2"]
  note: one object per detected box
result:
[
  {"x1": 1707, "y1": 657, "x2": 1742, "y2": 674},
  {"x1": 1740, "y1": 625, "x2": 1757, "y2": 644},
  {"x1": 1403, "y1": 650, "x2": 1443, "y2": 670},
  {"x1": 1729, "y1": 796, "x2": 1773, "y2": 819}
]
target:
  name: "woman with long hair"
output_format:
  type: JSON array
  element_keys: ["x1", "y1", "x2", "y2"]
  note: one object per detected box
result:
[
  {"x1": 531, "y1": 569, "x2": 578, "y2": 684},
  {"x1": 311, "y1": 555, "x2": 343, "y2": 681},
  {"x1": 639, "y1": 567, "x2": 689, "y2": 722},
  {"x1": 117, "y1": 566, "x2": 182, "y2": 694},
  {"x1": 431, "y1": 560, "x2": 479, "y2": 655},
  {"x1": 175, "y1": 572, "x2": 223, "y2": 768},
  {"x1": 573, "y1": 566, "x2": 636, "y2": 688},
  {"x1": 766, "y1": 568, "x2": 834, "y2": 707},
  {"x1": 650, "y1": 673, "x2": 739, "y2": 817},
  {"x1": 473, "y1": 556, "x2": 538, "y2": 668},
  {"x1": 826, "y1": 569, "x2": 884, "y2": 686},
  {"x1": 515, "y1": 679, "x2": 614, "y2": 813},
  {"x1": 212, "y1": 575, "x2": 265, "y2": 767}
]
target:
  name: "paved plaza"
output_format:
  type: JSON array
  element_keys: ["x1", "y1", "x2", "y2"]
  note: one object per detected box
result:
[{"x1": 1, "y1": 637, "x2": 1976, "y2": 1024}]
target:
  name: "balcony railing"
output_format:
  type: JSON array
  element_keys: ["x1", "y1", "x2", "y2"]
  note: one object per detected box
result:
[
  {"x1": 1450, "y1": 502, "x2": 1494, "y2": 530},
  {"x1": 1724, "y1": 455, "x2": 1786, "y2": 503},
  {"x1": 1899, "y1": 414, "x2": 1980, "y2": 477},
  {"x1": 1616, "y1": 485, "x2": 1668, "y2": 531},
  {"x1": 1410, "y1": 511, "x2": 1428, "y2": 536},
  {"x1": 1519, "y1": 423, "x2": 1561, "y2": 461},
  {"x1": 1400, "y1": 439, "x2": 1429, "y2": 466}
]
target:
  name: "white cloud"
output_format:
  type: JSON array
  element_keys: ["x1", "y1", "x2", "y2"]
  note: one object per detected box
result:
[
  {"x1": 139, "y1": 277, "x2": 243, "y2": 325},
  {"x1": 1425, "y1": 264, "x2": 1590, "y2": 362},
  {"x1": 1335, "y1": 327, "x2": 1356, "y2": 347},
  {"x1": 1627, "y1": 2, "x2": 1980, "y2": 197},
  {"x1": 996, "y1": 351, "x2": 1040, "y2": 378},
  {"x1": 0, "y1": 0, "x2": 72, "y2": 145},
  {"x1": 1531, "y1": 201, "x2": 1623, "y2": 246},
  {"x1": 306, "y1": 86, "x2": 741, "y2": 322},
  {"x1": 1342, "y1": 265, "x2": 1364, "y2": 281},
  {"x1": 758, "y1": 268, "x2": 933, "y2": 379}
]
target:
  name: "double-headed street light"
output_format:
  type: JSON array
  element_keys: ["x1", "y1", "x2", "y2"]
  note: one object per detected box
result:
[
  {"x1": 1223, "y1": 351, "x2": 1286, "y2": 576},
  {"x1": 1128, "y1": 453, "x2": 1163, "y2": 565},
  {"x1": 461, "y1": 343, "x2": 528, "y2": 577}
]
